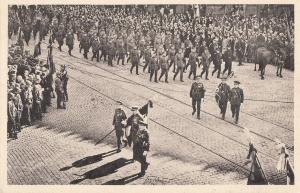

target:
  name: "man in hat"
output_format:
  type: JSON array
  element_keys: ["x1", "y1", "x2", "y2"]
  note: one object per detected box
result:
[
  {"x1": 229, "y1": 80, "x2": 244, "y2": 124},
  {"x1": 168, "y1": 45, "x2": 176, "y2": 73},
  {"x1": 222, "y1": 46, "x2": 233, "y2": 77},
  {"x1": 55, "y1": 72, "x2": 66, "y2": 109},
  {"x1": 173, "y1": 48, "x2": 185, "y2": 82},
  {"x1": 129, "y1": 106, "x2": 143, "y2": 148},
  {"x1": 211, "y1": 47, "x2": 222, "y2": 79},
  {"x1": 215, "y1": 76, "x2": 231, "y2": 120},
  {"x1": 107, "y1": 41, "x2": 116, "y2": 66},
  {"x1": 149, "y1": 50, "x2": 159, "y2": 82},
  {"x1": 133, "y1": 118, "x2": 150, "y2": 176},
  {"x1": 190, "y1": 78, "x2": 205, "y2": 119},
  {"x1": 200, "y1": 46, "x2": 211, "y2": 80},
  {"x1": 235, "y1": 37, "x2": 245, "y2": 66},
  {"x1": 66, "y1": 31, "x2": 75, "y2": 56},
  {"x1": 158, "y1": 51, "x2": 169, "y2": 83},
  {"x1": 60, "y1": 65, "x2": 69, "y2": 102},
  {"x1": 143, "y1": 45, "x2": 152, "y2": 73},
  {"x1": 187, "y1": 47, "x2": 199, "y2": 80},
  {"x1": 8, "y1": 92, "x2": 17, "y2": 139},
  {"x1": 112, "y1": 101, "x2": 127, "y2": 152},
  {"x1": 13, "y1": 86, "x2": 23, "y2": 132},
  {"x1": 130, "y1": 45, "x2": 140, "y2": 75}
]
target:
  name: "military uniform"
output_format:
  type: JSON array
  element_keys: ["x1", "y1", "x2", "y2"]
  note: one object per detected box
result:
[
  {"x1": 112, "y1": 106, "x2": 127, "y2": 151},
  {"x1": 143, "y1": 47, "x2": 151, "y2": 73},
  {"x1": 130, "y1": 48, "x2": 140, "y2": 75},
  {"x1": 230, "y1": 81, "x2": 244, "y2": 124},
  {"x1": 133, "y1": 121, "x2": 150, "y2": 176},
  {"x1": 55, "y1": 74, "x2": 65, "y2": 109},
  {"x1": 108, "y1": 42, "x2": 116, "y2": 66},
  {"x1": 149, "y1": 54, "x2": 159, "y2": 82},
  {"x1": 235, "y1": 38, "x2": 245, "y2": 65},
  {"x1": 215, "y1": 79, "x2": 231, "y2": 120},
  {"x1": 66, "y1": 32, "x2": 74, "y2": 56},
  {"x1": 173, "y1": 51, "x2": 185, "y2": 82},
  {"x1": 222, "y1": 48, "x2": 233, "y2": 77},
  {"x1": 190, "y1": 81, "x2": 205, "y2": 119},
  {"x1": 200, "y1": 49, "x2": 211, "y2": 80},
  {"x1": 168, "y1": 47, "x2": 176, "y2": 73},
  {"x1": 8, "y1": 94, "x2": 17, "y2": 139},
  {"x1": 211, "y1": 49, "x2": 222, "y2": 78},
  {"x1": 158, "y1": 54, "x2": 169, "y2": 83},
  {"x1": 60, "y1": 66, "x2": 69, "y2": 102},
  {"x1": 187, "y1": 50, "x2": 199, "y2": 80}
]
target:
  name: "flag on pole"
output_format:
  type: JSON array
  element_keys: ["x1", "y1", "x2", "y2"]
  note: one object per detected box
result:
[{"x1": 247, "y1": 150, "x2": 268, "y2": 185}]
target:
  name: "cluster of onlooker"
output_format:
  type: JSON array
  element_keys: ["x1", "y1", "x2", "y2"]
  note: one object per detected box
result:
[{"x1": 7, "y1": 44, "x2": 55, "y2": 139}]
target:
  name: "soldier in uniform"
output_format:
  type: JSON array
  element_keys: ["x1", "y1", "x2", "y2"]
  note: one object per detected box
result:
[
  {"x1": 190, "y1": 78, "x2": 205, "y2": 119},
  {"x1": 173, "y1": 48, "x2": 185, "y2": 82},
  {"x1": 229, "y1": 81, "x2": 244, "y2": 124},
  {"x1": 222, "y1": 46, "x2": 233, "y2": 77},
  {"x1": 60, "y1": 65, "x2": 69, "y2": 102},
  {"x1": 112, "y1": 101, "x2": 127, "y2": 152},
  {"x1": 129, "y1": 106, "x2": 143, "y2": 152},
  {"x1": 133, "y1": 119, "x2": 150, "y2": 176},
  {"x1": 143, "y1": 45, "x2": 151, "y2": 73},
  {"x1": 168, "y1": 45, "x2": 176, "y2": 73},
  {"x1": 215, "y1": 76, "x2": 231, "y2": 120},
  {"x1": 158, "y1": 51, "x2": 169, "y2": 83},
  {"x1": 66, "y1": 31, "x2": 74, "y2": 56},
  {"x1": 149, "y1": 50, "x2": 159, "y2": 82},
  {"x1": 55, "y1": 72, "x2": 66, "y2": 109},
  {"x1": 187, "y1": 47, "x2": 199, "y2": 80},
  {"x1": 81, "y1": 33, "x2": 90, "y2": 59},
  {"x1": 107, "y1": 41, "x2": 116, "y2": 66},
  {"x1": 130, "y1": 46, "x2": 140, "y2": 75},
  {"x1": 211, "y1": 48, "x2": 222, "y2": 79},
  {"x1": 13, "y1": 87, "x2": 23, "y2": 132},
  {"x1": 200, "y1": 46, "x2": 211, "y2": 80},
  {"x1": 235, "y1": 37, "x2": 245, "y2": 66},
  {"x1": 117, "y1": 45, "x2": 126, "y2": 65}
]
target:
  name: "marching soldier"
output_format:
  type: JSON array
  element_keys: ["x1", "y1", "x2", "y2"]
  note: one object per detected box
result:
[
  {"x1": 81, "y1": 33, "x2": 90, "y2": 59},
  {"x1": 112, "y1": 101, "x2": 127, "y2": 152},
  {"x1": 91, "y1": 35, "x2": 101, "y2": 62},
  {"x1": 173, "y1": 48, "x2": 185, "y2": 82},
  {"x1": 117, "y1": 45, "x2": 126, "y2": 65},
  {"x1": 143, "y1": 45, "x2": 151, "y2": 73},
  {"x1": 235, "y1": 37, "x2": 245, "y2": 66},
  {"x1": 200, "y1": 47, "x2": 211, "y2": 80},
  {"x1": 168, "y1": 45, "x2": 176, "y2": 73},
  {"x1": 130, "y1": 46, "x2": 140, "y2": 75},
  {"x1": 190, "y1": 78, "x2": 205, "y2": 119},
  {"x1": 108, "y1": 41, "x2": 116, "y2": 66},
  {"x1": 134, "y1": 118, "x2": 150, "y2": 176},
  {"x1": 129, "y1": 106, "x2": 143, "y2": 150},
  {"x1": 66, "y1": 31, "x2": 74, "y2": 56},
  {"x1": 222, "y1": 46, "x2": 233, "y2": 77},
  {"x1": 229, "y1": 81, "x2": 244, "y2": 124},
  {"x1": 215, "y1": 76, "x2": 231, "y2": 120},
  {"x1": 149, "y1": 50, "x2": 159, "y2": 82},
  {"x1": 187, "y1": 47, "x2": 199, "y2": 80},
  {"x1": 211, "y1": 48, "x2": 222, "y2": 79},
  {"x1": 158, "y1": 51, "x2": 169, "y2": 83}
]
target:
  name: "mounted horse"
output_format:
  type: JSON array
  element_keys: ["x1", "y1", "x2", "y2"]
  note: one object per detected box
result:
[{"x1": 254, "y1": 46, "x2": 287, "y2": 79}]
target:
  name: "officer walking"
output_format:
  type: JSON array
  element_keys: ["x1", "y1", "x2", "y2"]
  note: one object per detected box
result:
[
  {"x1": 149, "y1": 50, "x2": 159, "y2": 82},
  {"x1": 173, "y1": 48, "x2": 185, "y2": 82},
  {"x1": 222, "y1": 46, "x2": 233, "y2": 77},
  {"x1": 134, "y1": 118, "x2": 150, "y2": 176},
  {"x1": 229, "y1": 81, "x2": 244, "y2": 124},
  {"x1": 215, "y1": 76, "x2": 231, "y2": 120},
  {"x1": 190, "y1": 78, "x2": 205, "y2": 119},
  {"x1": 158, "y1": 51, "x2": 169, "y2": 83},
  {"x1": 112, "y1": 101, "x2": 127, "y2": 152},
  {"x1": 66, "y1": 31, "x2": 74, "y2": 56},
  {"x1": 130, "y1": 46, "x2": 140, "y2": 75}
]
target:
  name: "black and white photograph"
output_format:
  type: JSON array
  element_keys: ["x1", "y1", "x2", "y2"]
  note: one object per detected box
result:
[{"x1": 2, "y1": 3, "x2": 296, "y2": 187}]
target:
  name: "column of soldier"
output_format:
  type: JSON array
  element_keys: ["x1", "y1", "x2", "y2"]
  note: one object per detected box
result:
[{"x1": 7, "y1": 43, "x2": 68, "y2": 139}]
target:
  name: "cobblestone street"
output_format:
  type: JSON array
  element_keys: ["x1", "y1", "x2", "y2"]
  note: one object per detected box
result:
[{"x1": 7, "y1": 33, "x2": 294, "y2": 185}]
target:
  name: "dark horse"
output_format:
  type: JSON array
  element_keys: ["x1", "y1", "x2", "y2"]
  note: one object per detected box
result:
[{"x1": 254, "y1": 47, "x2": 286, "y2": 79}]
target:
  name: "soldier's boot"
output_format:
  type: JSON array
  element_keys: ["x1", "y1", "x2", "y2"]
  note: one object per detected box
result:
[
  {"x1": 62, "y1": 102, "x2": 66, "y2": 109},
  {"x1": 65, "y1": 94, "x2": 68, "y2": 102},
  {"x1": 197, "y1": 115, "x2": 200, "y2": 120},
  {"x1": 222, "y1": 113, "x2": 225, "y2": 120},
  {"x1": 192, "y1": 109, "x2": 196, "y2": 115}
]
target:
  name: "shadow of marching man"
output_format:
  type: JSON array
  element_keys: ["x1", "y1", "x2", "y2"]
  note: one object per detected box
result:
[
  {"x1": 59, "y1": 149, "x2": 119, "y2": 171},
  {"x1": 102, "y1": 173, "x2": 142, "y2": 185},
  {"x1": 69, "y1": 158, "x2": 132, "y2": 184}
]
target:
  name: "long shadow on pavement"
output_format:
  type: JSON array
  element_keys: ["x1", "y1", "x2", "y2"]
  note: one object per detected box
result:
[
  {"x1": 102, "y1": 173, "x2": 142, "y2": 185},
  {"x1": 60, "y1": 149, "x2": 119, "y2": 171},
  {"x1": 69, "y1": 158, "x2": 133, "y2": 184}
]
